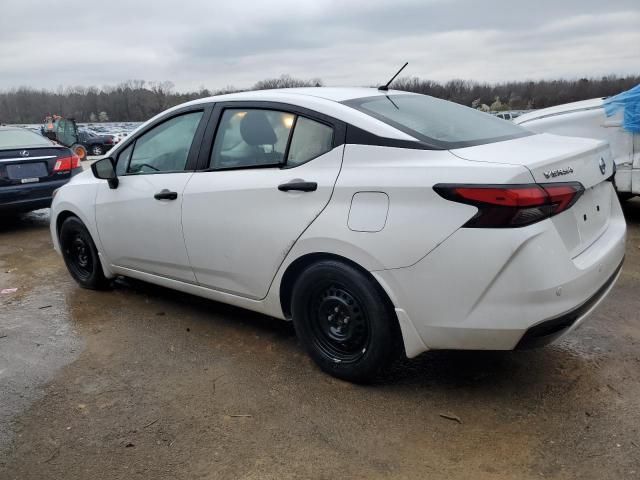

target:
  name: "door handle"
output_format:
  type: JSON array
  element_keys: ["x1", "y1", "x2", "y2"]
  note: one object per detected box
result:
[
  {"x1": 154, "y1": 189, "x2": 178, "y2": 200},
  {"x1": 278, "y1": 181, "x2": 318, "y2": 192}
]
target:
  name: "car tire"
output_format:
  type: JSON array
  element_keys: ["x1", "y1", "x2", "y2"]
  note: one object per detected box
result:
[
  {"x1": 71, "y1": 144, "x2": 87, "y2": 161},
  {"x1": 291, "y1": 260, "x2": 399, "y2": 383},
  {"x1": 59, "y1": 216, "x2": 109, "y2": 290},
  {"x1": 91, "y1": 145, "x2": 104, "y2": 156}
]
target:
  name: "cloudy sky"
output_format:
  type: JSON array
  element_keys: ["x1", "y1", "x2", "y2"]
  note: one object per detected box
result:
[{"x1": 1, "y1": 0, "x2": 639, "y2": 91}]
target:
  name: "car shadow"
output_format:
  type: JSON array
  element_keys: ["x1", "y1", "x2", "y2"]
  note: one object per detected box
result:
[
  {"x1": 105, "y1": 275, "x2": 586, "y2": 392},
  {"x1": 0, "y1": 209, "x2": 50, "y2": 235},
  {"x1": 621, "y1": 197, "x2": 640, "y2": 225}
]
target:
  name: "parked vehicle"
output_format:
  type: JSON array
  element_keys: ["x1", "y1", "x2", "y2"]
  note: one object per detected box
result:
[
  {"x1": 1, "y1": 126, "x2": 82, "y2": 214},
  {"x1": 493, "y1": 110, "x2": 526, "y2": 121},
  {"x1": 78, "y1": 129, "x2": 116, "y2": 156},
  {"x1": 515, "y1": 98, "x2": 640, "y2": 198},
  {"x1": 41, "y1": 115, "x2": 88, "y2": 161},
  {"x1": 50, "y1": 88, "x2": 626, "y2": 382}
]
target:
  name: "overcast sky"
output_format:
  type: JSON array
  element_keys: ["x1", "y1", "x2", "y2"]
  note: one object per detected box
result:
[{"x1": 1, "y1": 0, "x2": 639, "y2": 91}]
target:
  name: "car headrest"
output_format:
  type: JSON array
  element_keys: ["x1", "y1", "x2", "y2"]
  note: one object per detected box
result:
[{"x1": 240, "y1": 111, "x2": 277, "y2": 146}]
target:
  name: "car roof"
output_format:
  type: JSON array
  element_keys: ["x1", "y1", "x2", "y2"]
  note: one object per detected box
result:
[
  {"x1": 0, "y1": 125, "x2": 48, "y2": 136},
  {"x1": 196, "y1": 87, "x2": 415, "y2": 103},
  {"x1": 515, "y1": 97, "x2": 604, "y2": 125},
  {"x1": 136, "y1": 87, "x2": 421, "y2": 142}
]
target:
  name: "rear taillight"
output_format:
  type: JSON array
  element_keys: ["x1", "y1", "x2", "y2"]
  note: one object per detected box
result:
[
  {"x1": 434, "y1": 182, "x2": 584, "y2": 228},
  {"x1": 54, "y1": 154, "x2": 81, "y2": 172}
]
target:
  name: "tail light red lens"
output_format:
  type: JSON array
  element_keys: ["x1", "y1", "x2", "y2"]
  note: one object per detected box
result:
[
  {"x1": 54, "y1": 154, "x2": 81, "y2": 172},
  {"x1": 434, "y1": 182, "x2": 584, "y2": 228}
]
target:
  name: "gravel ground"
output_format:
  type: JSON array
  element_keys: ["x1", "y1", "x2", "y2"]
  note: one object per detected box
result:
[{"x1": 1, "y1": 202, "x2": 639, "y2": 480}]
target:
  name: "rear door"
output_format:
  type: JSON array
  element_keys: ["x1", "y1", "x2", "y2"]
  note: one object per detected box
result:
[
  {"x1": 181, "y1": 102, "x2": 345, "y2": 299},
  {"x1": 95, "y1": 106, "x2": 210, "y2": 281}
]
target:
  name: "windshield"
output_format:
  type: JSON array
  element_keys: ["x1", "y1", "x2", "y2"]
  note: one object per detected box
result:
[
  {"x1": 0, "y1": 128, "x2": 52, "y2": 149},
  {"x1": 344, "y1": 94, "x2": 530, "y2": 148}
]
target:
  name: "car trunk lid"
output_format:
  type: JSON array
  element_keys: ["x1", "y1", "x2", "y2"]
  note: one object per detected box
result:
[
  {"x1": 0, "y1": 146, "x2": 72, "y2": 188},
  {"x1": 450, "y1": 133, "x2": 615, "y2": 258}
]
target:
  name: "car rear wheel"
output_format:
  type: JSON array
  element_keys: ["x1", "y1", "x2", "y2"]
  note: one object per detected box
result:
[
  {"x1": 291, "y1": 260, "x2": 399, "y2": 383},
  {"x1": 59, "y1": 216, "x2": 109, "y2": 290}
]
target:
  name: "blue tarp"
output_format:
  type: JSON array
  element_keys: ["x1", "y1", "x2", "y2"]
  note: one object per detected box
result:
[{"x1": 603, "y1": 83, "x2": 640, "y2": 133}]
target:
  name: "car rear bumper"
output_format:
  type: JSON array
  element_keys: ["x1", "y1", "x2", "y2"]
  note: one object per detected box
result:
[
  {"x1": 373, "y1": 188, "x2": 626, "y2": 357},
  {"x1": 0, "y1": 169, "x2": 81, "y2": 213},
  {"x1": 514, "y1": 258, "x2": 623, "y2": 349}
]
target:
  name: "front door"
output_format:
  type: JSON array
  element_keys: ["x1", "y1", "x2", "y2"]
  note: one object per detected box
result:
[
  {"x1": 95, "y1": 109, "x2": 207, "y2": 281},
  {"x1": 182, "y1": 105, "x2": 344, "y2": 299}
]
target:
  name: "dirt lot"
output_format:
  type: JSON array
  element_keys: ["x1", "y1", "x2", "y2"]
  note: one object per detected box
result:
[{"x1": 1, "y1": 203, "x2": 639, "y2": 480}]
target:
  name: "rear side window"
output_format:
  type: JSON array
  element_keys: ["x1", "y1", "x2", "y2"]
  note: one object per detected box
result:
[
  {"x1": 344, "y1": 94, "x2": 530, "y2": 148},
  {"x1": 209, "y1": 109, "x2": 335, "y2": 170},
  {"x1": 287, "y1": 117, "x2": 334, "y2": 167},
  {"x1": 210, "y1": 109, "x2": 294, "y2": 169},
  {"x1": 127, "y1": 111, "x2": 203, "y2": 174},
  {"x1": 0, "y1": 129, "x2": 51, "y2": 148}
]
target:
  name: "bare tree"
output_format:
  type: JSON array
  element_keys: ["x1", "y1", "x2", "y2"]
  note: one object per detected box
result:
[{"x1": 1, "y1": 75, "x2": 638, "y2": 124}]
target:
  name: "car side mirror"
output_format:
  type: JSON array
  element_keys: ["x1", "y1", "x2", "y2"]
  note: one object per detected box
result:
[{"x1": 91, "y1": 157, "x2": 119, "y2": 189}]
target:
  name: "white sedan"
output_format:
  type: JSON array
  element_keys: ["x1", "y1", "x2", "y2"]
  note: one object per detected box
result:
[{"x1": 50, "y1": 88, "x2": 626, "y2": 382}]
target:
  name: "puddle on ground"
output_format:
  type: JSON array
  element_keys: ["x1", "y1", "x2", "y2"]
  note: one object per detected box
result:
[{"x1": 0, "y1": 210, "x2": 83, "y2": 450}]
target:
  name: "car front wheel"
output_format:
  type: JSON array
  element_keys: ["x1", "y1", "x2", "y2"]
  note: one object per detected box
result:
[
  {"x1": 291, "y1": 260, "x2": 399, "y2": 383},
  {"x1": 59, "y1": 216, "x2": 109, "y2": 289}
]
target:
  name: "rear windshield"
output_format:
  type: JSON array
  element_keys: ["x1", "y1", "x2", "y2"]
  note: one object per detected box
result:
[
  {"x1": 344, "y1": 94, "x2": 530, "y2": 148},
  {"x1": 0, "y1": 129, "x2": 52, "y2": 149}
]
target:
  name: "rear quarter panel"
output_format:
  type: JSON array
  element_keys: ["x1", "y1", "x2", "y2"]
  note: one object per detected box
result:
[
  {"x1": 292, "y1": 145, "x2": 535, "y2": 269},
  {"x1": 263, "y1": 144, "x2": 536, "y2": 319}
]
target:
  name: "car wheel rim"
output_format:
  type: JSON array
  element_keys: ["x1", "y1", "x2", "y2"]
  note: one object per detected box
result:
[
  {"x1": 64, "y1": 234, "x2": 93, "y2": 281},
  {"x1": 309, "y1": 284, "x2": 370, "y2": 363}
]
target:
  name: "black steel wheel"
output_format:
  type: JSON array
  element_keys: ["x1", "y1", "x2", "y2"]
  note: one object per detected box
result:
[
  {"x1": 59, "y1": 216, "x2": 109, "y2": 289},
  {"x1": 308, "y1": 283, "x2": 370, "y2": 363},
  {"x1": 291, "y1": 260, "x2": 399, "y2": 382}
]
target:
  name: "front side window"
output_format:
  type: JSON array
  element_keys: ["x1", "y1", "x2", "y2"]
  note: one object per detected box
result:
[
  {"x1": 210, "y1": 109, "x2": 294, "y2": 169},
  {"x1": 127, "y1": 111, "x2": 203, "y2": 174},
  {"x1": 344, "y1": 94, "x2": 530, "y2": 148}
]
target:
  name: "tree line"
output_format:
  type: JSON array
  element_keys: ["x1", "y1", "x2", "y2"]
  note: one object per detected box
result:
[{"x1": 1, "y1": 74, "x2": 638, "y2": 124}]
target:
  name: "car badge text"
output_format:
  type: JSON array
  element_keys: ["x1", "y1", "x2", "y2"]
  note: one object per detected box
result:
[{"x1": 543, "y1": 166, "x2": 573, "y2": 179}]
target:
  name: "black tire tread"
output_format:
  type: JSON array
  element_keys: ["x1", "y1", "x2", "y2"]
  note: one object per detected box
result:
[{"x1": 59, "y1": 216, "x2": 110, "y2": 290}]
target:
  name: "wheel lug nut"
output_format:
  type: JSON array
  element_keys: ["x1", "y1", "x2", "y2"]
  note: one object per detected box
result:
[{"x1": 334, "y1": 306, "x2": 340, "y2": 313}]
